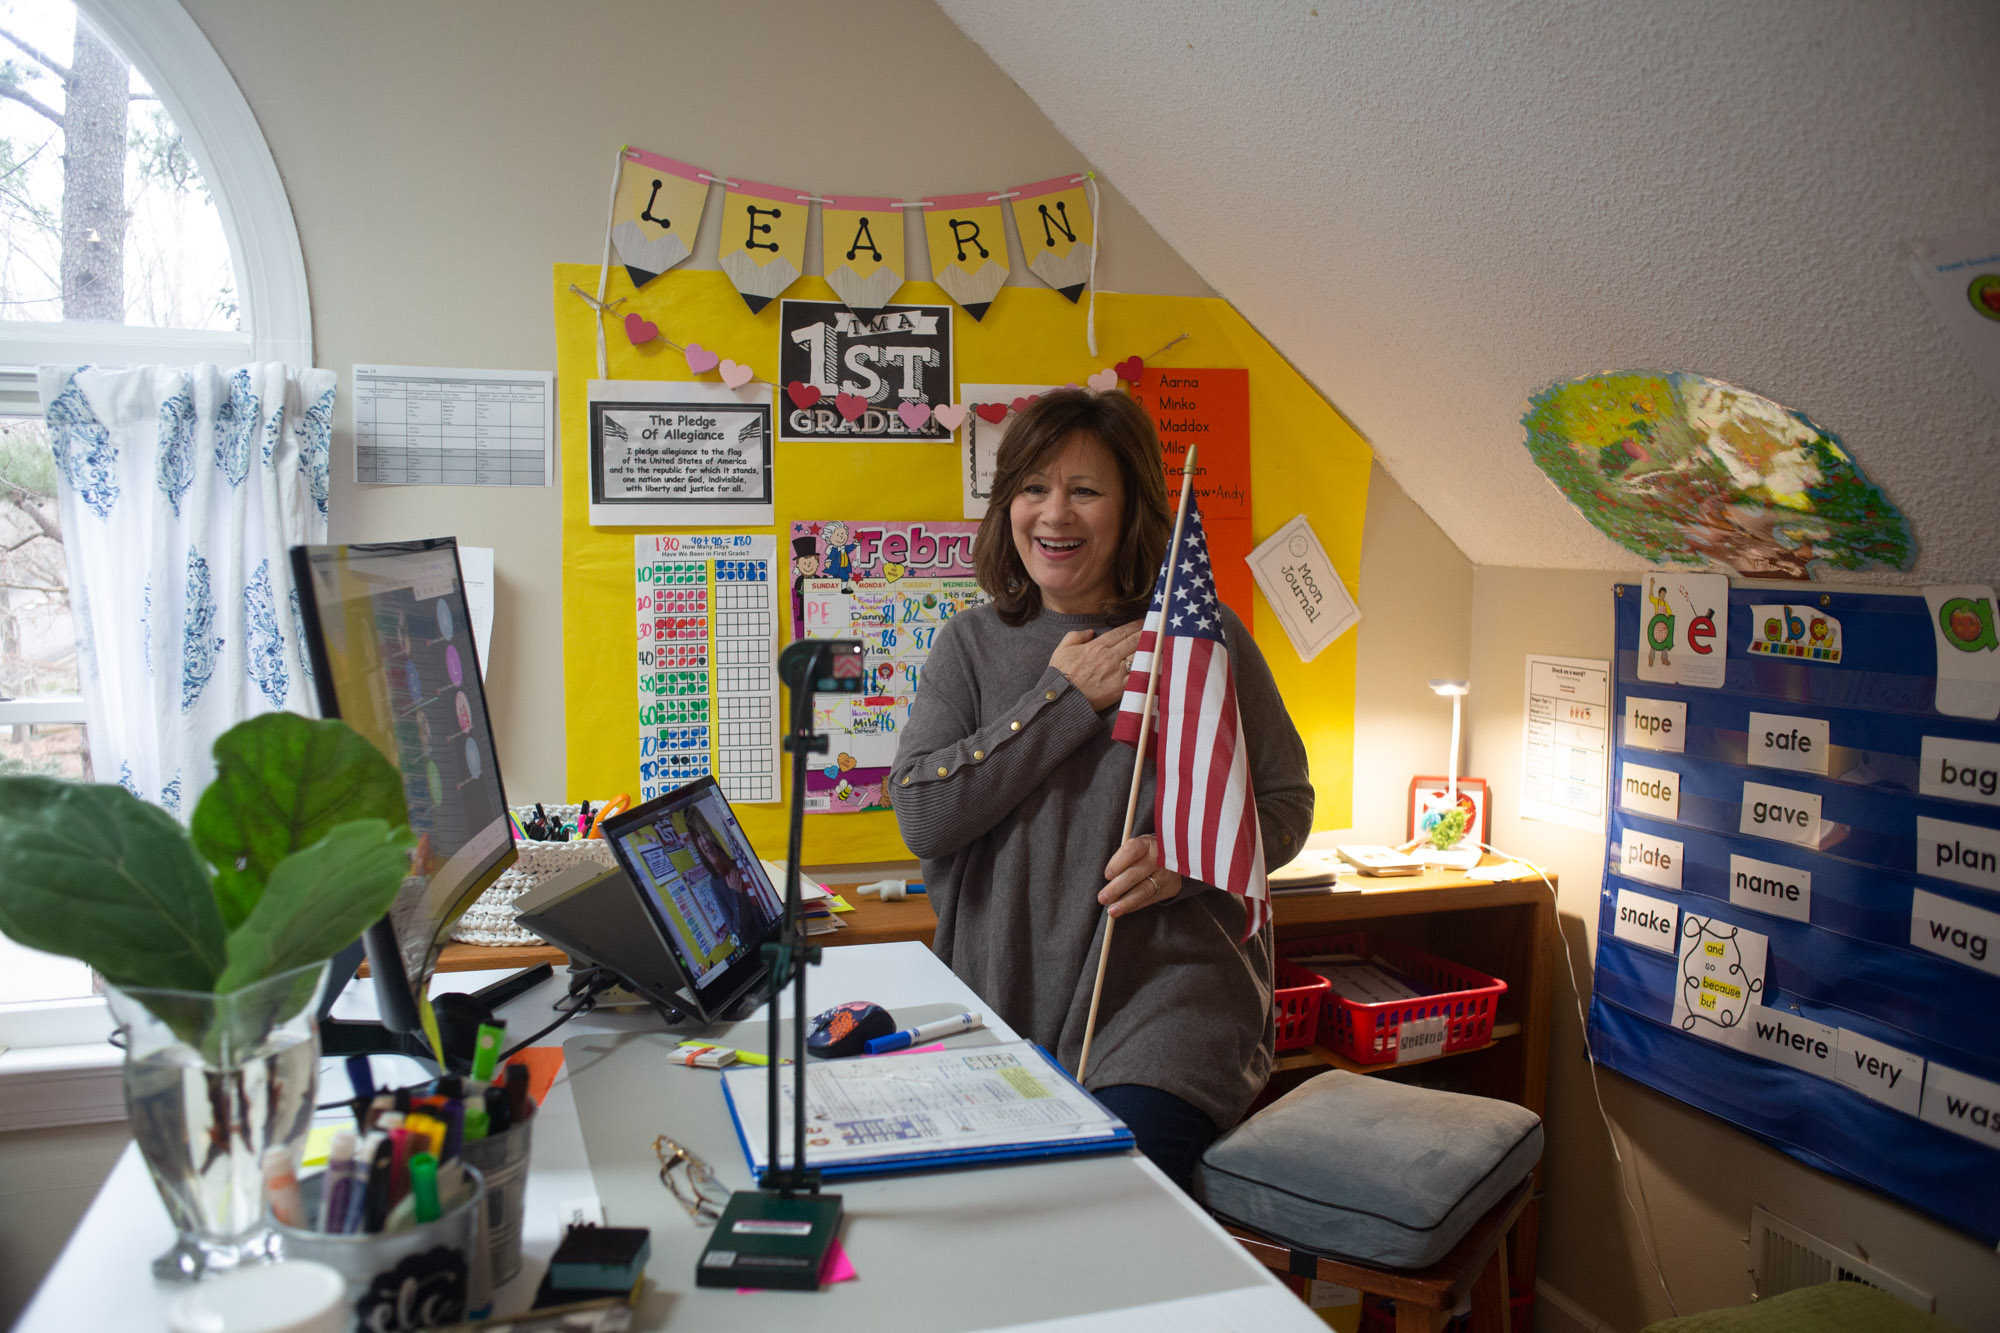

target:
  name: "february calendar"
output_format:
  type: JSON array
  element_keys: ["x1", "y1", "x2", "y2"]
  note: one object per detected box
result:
[{"x1": 634, "y1": 535, "x2": 780, "y2": 803}]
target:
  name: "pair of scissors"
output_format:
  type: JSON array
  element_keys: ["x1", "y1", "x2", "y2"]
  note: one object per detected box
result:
[{"x1": 587, "y1": 793, "x2": 631, "y2": 838}]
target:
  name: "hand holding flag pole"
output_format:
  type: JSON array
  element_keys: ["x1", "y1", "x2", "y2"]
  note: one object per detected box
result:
[{"x1": 1077, "y1": 445, "x2": 1199, "y2": 1081}]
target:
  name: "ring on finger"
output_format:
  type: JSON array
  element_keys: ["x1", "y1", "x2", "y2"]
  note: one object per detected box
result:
[{"x1": 1142, "y1": 872, "x2": 1157, "y2": 896}]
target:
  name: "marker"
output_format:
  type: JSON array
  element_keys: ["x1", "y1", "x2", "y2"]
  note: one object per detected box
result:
[
  {"x1": 864, "y1": 1011, "x2": 984, "y2": 1054},
  {"x1": 320, "y1": 1130, "x2": 357, "y2": 1233},
  {"x1": 260, "y1": 1146, "x2": 306, "y2": 1229},
  {"x1": 409, "y1": 1152, "x2": 441, "y2": 1224},
  {"x1": 484, "y1": 1084, "x2": 511, "y2": 1135},
  {"x1": 462, "y1": 1102, "x2": 489, "y2": 1143},
  {"x1": 505, "y1": 1063, "x2": 533, "y2": 1122},
  {"x1": 345, "y1": 1055, "x2": 375, "y2": 1103},
  {"x1": 343, "y1": 1132, "x2": 386, "y2": 1234},
  {"x1": 470, "y1": 1023, "x2": 506, "y2": 1083}
]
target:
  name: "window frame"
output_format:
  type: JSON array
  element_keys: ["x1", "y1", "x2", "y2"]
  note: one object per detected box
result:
[{"x1": 0, "y1": 0, "x2": 313, "y2": 1086}]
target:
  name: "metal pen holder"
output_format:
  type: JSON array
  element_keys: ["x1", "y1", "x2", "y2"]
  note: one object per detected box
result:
[
  {"x1": 274, "y1": 1164, "x2": 489, "y2": 1332},
  {"x1": 458, "y1": 1113, "x2": 534, "y2": 1284}
]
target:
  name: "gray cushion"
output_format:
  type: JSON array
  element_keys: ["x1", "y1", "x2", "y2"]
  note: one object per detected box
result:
[{"x1": 1191, "y1": 1070, "x2": 1542, "y2": 1270}]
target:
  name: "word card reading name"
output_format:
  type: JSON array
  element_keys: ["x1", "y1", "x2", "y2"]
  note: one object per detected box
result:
[
  {"x1": 1620, "y1": 761, "x2": 1681, "y2": 821},
  {"x1": 1728, "y1": 854, "x2": 1813, "y2": 923},
  {"x1": 1919, "y1": 1063, "x2": 2000, "y2": 1151},
  {"x1": 1746, "y1": 712, "x2": 1830, "y2": 776},
  {"x1": 1620, "y1": 829, "x2": 1684, "y2": 891},
  {"x1": 1740, "y1": 781, "x2": 1821, "y2": 847},
  {"x1": 1835, "y1": 1028, "x2": 1924, "y2": 1117},
  {"x1": 1739, "y1": 1006, "x2": 1838, "y2": 1078},
  {"x1": 1909, "y1": 888, "x2": 1999, "y2": 978},
  {"x1": 1613, "y1": 889, "x2": 1679, "y2": 954},
  {"x1": 1916, "y1": 815, "x2": 2000, "y2": 894},
  {"x1": 1919, "y1": 735, "x2": 2000, "y2": 808},
  {"x1": 1623, "y1": 697, "x2": 1687, "y2": 753}
]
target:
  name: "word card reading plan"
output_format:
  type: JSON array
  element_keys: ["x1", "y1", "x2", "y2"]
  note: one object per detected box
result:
[{"x1": 634, "y1": 535, "x2": 780, "y2": 803}]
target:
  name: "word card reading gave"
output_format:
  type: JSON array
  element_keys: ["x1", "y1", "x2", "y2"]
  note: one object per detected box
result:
[
  {"x1": 1623, "y1": 697, "x2": 1686, "y2": 753},
  {"x1": 1835, "y1": 1028, "x2": 1924, "y2": 1117},
  {"x1": 1909, "y1": 888, "x2": 1999, "y2": 978},
  {"x1": 1727, "y1": 854, "x2": 1812, "y2": 923},
  {"x1": 1613, "y1": 889, "x2": 1679, "y2": 954},
  {"x1": 1916, "y1": 815, "x2": 2000, "y2": 894},
  {"x1": 1740, "y1": 781, "x2": 1821, "y2": 847},
  {"x1": 1919, "y1": 735, "x2": 2000, "y2": 808},
  {"x1": 1745, "y1": 712, "x2": 1830, "y2": 776},
  {"x1": 1739, "y1": 1007, "x2": 1838, "y2": 1078},
  {"x1": 1620, "y1": 829, "x2": 1684, "y2": 891},
  {"x1": 1919, "y1": 1063, "x2": 2000, "y2": 1151},
  {"x1": 1619, "y1": 761, "x2": 1681, "y2": 821}
]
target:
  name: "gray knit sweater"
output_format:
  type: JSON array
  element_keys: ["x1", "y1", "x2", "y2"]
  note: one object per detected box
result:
[{"x1": 889, "y1": 603, "x2": 1313, "y2": 1130}]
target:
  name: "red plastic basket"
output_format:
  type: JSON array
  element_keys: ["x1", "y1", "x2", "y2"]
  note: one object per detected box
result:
[
  {"x1": 1271, "y1": 956, "x2": 1331, "y2": 1052},
  {"x1": 1281, "y1": 932, "x2": 1506, "y2": 1065}
]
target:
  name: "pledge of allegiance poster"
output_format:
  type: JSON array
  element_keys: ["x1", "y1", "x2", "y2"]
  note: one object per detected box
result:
[
  {"x1": 1130, "y1": 369, "x2": 1255, "y2": 623},
  {"x1": 790, "y1": 520, "x2": 987, "y2": 813}
]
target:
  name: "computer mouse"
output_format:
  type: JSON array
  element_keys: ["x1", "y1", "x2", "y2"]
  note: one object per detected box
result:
[{"x1": 806, "y1": 1001, "x2": 895, "y2": 1058}]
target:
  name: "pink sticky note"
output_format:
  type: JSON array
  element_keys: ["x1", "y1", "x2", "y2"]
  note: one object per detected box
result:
[{"x1": 739, "y1": 1236, "x2": 857, "y2": 1292}]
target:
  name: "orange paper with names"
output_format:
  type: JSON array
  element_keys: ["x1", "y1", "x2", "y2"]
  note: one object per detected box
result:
[{"x1": 1133, "y1": 368, "x2": 1254, "y2": 625}]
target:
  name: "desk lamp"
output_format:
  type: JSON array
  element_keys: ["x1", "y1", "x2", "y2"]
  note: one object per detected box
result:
[
  {"x1": 695, "y1": 637, "x2": 863, "y2": 1291},
  {"x1": 1428, "y1": 679, "x2": 1470, "y2": 809}
]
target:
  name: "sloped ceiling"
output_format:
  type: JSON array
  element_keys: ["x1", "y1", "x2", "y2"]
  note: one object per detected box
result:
[{"x1": 938, "y1": 0, "x2": 2000, "y2": 581}]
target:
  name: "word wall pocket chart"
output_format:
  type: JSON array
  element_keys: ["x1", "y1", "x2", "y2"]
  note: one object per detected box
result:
[
  {"x1": 1589, "y1": 584, "x2": 2000, "y2": 1243},
  {"x1": 634, "y1": 535, "x2": 780, "y2": 804}
]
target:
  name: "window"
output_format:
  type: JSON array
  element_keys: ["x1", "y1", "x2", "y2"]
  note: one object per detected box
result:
[{"x1": 0, "y1": 0, "x2": 309, "y2": 1056}]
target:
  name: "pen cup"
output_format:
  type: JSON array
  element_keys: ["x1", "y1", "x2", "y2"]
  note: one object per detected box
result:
[
  {"x1": 273, "y1": 1164, "x2": 488, "y2": 1332},
  {"x1": 458, "y1": 1111, "x2": 534, "y2": 1284}
]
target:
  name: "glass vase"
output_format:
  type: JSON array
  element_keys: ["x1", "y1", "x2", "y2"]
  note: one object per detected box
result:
[{"x1": 107, "y1": 961, "x2": 328, "y2": 1282}]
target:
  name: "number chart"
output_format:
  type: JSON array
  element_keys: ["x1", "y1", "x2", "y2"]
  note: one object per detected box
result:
[{"x1": 634, "y1": 534, "x2": 779, "y2": 804}]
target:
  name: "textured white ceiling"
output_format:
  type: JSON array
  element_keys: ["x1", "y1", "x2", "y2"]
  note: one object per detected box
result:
[{"x1": 938, "y1": 0, "x2": 2000, "y2": 580}]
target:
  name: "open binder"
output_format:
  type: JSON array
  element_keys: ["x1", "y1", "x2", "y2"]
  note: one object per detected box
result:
[{"x1": 719, "y1": 1039, "x2": 1135, "y2": 1180}]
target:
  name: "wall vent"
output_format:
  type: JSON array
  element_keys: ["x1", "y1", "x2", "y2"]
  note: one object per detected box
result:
[{"x1": 1748, "y1": 1207, "x2": 1933, "y2": 1310}]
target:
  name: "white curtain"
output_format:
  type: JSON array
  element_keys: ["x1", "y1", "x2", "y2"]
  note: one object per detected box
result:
[{"x1": 38, "y1": 364, "x2": 336, "y2": 815}]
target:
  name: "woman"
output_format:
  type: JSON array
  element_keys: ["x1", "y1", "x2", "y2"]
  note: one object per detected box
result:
[
  {"x1": 890, "y1": 388, "x2": 1313, "y2": 1189},
  {"x1": 687, "y1": 808, "x2": 773, "y2": 947}
]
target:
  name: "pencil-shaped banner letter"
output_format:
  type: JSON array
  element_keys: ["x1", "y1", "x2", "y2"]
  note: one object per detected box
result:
[
  {"x1": 719, "y1": 178, "x2": 809, "y2": 314},
  {"x1": 821, "y1": 196, "x2": 907, "y2": 316},
  {"x1": 923, "y1": 193, "x2": 1009, "y2": 321},
  {"x1": 1008, "y1": 174, "x2": 1094, "y2": 303},
  {"x1": 611, "y1": 147, "x2": 711, "y2": 288}
]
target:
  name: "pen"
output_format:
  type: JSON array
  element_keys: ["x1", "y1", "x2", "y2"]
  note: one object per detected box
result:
[
  {"x1": 864, "y1": 1011, "x2": 985, "y2": 1055},
  {"x1": 505, "y1": 1063, "x2": 533, "y2": 1122},
  {"x1": 342, "y1": 1131, "x2": 385, "y2": 1234},
  {"x1": 346, "y1": 1055, "x2": 375, "y2": 1104},
  {"x1": 387, "y1": 1128, "x2": 413, "y2": 1205},
  {"x1": 409, "y1": 1152, "x2": 440, "y2": 1224},
  {"x1": 577, "y1": 801, "x2": 593, "y2": 838},
  {"x1": 484, "y1": 1084, "x2": 511, "y2": 1135},
  {"x1": 360, "y1": 1134, "x2": 395, "y2": 1232},
  {"x1": 463, "y1": 1102, "x2": 489, "y2": 1143},
  {"x1": 440, "y1": 1098, "x2": 465, "y2": 1161},
  {"x1": 470, "y1": 1023, "x2": 505, "y2": 1083},
  {"x1": 320, "y1": 1129, "x2": 356, "y2": 1233},
  {"x1": 261, "y1": 1146, "x2": 305, "y2": 1229}
]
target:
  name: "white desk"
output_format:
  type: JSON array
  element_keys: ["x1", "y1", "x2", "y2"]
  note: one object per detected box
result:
[{"x1": 20, "y1": 942, "x2": 1320, "y2": 1331}]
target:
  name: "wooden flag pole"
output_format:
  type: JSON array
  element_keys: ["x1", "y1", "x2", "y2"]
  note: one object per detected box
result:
[{"x1": 1077, "y1": 443, "x2": 1199, "y2": 1081}]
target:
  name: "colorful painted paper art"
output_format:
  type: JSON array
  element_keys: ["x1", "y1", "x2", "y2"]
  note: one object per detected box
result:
[
  {"x1": 923, "y1": 193, "x2": 1009, "y2": 321},
  {"x1": 719, "y1": 177, "x2": 808, "y2": 313},
  {"x1": 610, "y1": 147, "x2": 711, "y2": 287},
  {"x1": 1008, "y1": 174, "x2": 1094, "y2": 303},
  {"x1": 1522, "y1": 372, "x2": 1914, "y2": 580},
  {"x1": 820, "y1": 195, "x2": 907, "y2": 315}
]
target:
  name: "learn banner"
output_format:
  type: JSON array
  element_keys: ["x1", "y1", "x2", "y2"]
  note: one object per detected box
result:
[
  {"x1": 610, "y1": 147, "x2": 710, "y2": 288},
  {"x1": 923, "y1": 192, "x2": 1009, "y2": 321},
  {"x1": 1008, "y1": 173, "x2": 1094, "y2": 302},
  {"x1": 719, "y1": 177, "x2": 809, "y2": 313},
  {"x1": 820, "y1": 195, "x2": 908, "y2": 315}
]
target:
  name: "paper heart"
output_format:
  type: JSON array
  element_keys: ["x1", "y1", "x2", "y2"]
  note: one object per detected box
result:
[
  {"x1": 623, "y1": 313, "x2": 659, "y2": 345},
  {"x1": 974, "y1": 402, "x2": 1009, "y2": 424},
  {"x1": 684, "y1": 343, "x2": 721, "y2": 374},
  {"x1": 932, "y1": 403, "x2": 969, "y2": 431},
  {"x1": 1114, "y1": 355, "x2": 1144, "y2": 383},
  {"x1": 786, "y1": 381, "x2": 822, "y2": 410},
  {"x1": 1010, "y1": 395, "x2": 1039, "y2": 415},
  {"x1": 897, "y1": 401, "x2": 933, "y2": 431},
  {"x1": 1086, "y1": 368, "x2": 1118, "y2": 392},
  {"x1": 719, "y1": 359, "x2": 754, "y2": 389},
  {"x1": 834, "y1": 392, "x2": 868, "y2": 422}
]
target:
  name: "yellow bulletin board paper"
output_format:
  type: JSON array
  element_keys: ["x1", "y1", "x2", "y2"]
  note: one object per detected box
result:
[{"x1": 556, "y1": 266, "x2": 1371, "y2": 864}]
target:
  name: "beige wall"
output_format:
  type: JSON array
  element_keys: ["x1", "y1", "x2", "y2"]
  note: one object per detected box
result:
[
  {"x1": 1467, "y1": 568, "x2": 2000, "y2": 1332},
  {"x1": 0, "y1": 1120, "x2": 129, "y2": 1328}
]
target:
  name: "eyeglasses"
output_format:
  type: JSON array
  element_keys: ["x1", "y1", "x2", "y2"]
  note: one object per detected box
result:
[{"x1": 654, "y1": 1136, "x2": 730, "y2": 1225}]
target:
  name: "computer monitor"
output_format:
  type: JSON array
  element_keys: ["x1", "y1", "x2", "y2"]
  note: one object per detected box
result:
[
  {"x1": 597, "y1": 775, "x2": 787, "y2": 1024},
  {"x1": 291, "y1": 538, "x2": 516, "y2": 1037}
]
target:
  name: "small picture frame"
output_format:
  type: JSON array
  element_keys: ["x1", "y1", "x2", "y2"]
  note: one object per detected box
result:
[{"x1": 1408, "y1": 776, "x2": 1489, "y2": 849}]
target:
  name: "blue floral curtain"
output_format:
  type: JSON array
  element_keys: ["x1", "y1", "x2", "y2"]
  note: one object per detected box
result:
[{"x1": 38, "y1": 364, "x2": 335, "y2": 815}]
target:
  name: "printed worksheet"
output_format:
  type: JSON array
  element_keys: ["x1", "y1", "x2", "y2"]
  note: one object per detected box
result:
[
  {"x1": 634, "y1": 535, "x2": 780, "y2": 803},
  {"x1": 353, "y1": 364, "x2": 554, "y2": 486}
]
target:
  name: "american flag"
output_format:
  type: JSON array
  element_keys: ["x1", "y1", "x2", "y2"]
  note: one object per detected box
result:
[{"x1": 1111, "y1": 500, "x2": 1268, "y2": 939}]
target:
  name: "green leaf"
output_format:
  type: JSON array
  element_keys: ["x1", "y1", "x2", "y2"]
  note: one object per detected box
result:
[
  {"x1": 191, "y1": 713, "x2": 409, "y2": 930},
  {"x1": 215, "y1": 819, "x2": 416, "y2": 993},
  {"x1": 0, "y1": 777, "x2": 226, "y2": 992}
]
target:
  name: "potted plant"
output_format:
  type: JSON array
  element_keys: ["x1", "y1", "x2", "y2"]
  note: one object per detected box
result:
[{"x1": 0, "y1": 711, "x2": 415, "y2": 1281}]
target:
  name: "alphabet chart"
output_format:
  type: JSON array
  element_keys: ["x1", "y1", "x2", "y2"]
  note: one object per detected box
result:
[
  {"x1": 633, "y1": 535, "x2": 780, "y2": 804},
  {"x1": 1591, "y1": 584, "x2": 2000, "y2": 1242}
]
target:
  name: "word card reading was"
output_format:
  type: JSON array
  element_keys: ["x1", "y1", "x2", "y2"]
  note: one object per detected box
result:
[
  {"x1": 1920, "y1": 1063, "x2": 2000, "y2": 1151},
  {"x1": 1728, "y1": 854, "x2": 1812, "y2": 923},
  {"x1": 1920, "y1": 735, "x2": 2000, "y2": 808},
  {"x1": 1739, "y1": 1006, "x2": 1838, "y2": 1078},
  {"x1": 1917, "y1": 815, "x2": 2000, "y2": 894},
  {"x1": 1740, "y1": 781, "x2": 1821, "y2": 847},
  {"x1": 1623, "y1": 697, "x2": 1687, "y2": 753},
  {"x1": 1620, "y1": 829, "x2": 1684, "y2": 891},
  {"x1": 1619, "y1": 761, "x2": 1681, "y2": 821},
  {"x1": 1909, "y1": 889, "x2": 1999, "y2": 978},
  {"x1": 1613, "y1": 889, "x2": 1678, "y2": 954},
  {"x1": 1745, "y1": 712, "x2": 1829, "y2": 776},
  {"x1": 1835, "y1": 1028, "x2": 1924, "y2": 1117}
]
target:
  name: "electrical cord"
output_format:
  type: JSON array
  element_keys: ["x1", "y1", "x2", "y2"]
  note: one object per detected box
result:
[
  {"x1": 498, "y1": 965, "x2": 622, "y2": 1061},
  {"x1": 1472, "y1": 841, "x2": 1682, "y2": 1320}
]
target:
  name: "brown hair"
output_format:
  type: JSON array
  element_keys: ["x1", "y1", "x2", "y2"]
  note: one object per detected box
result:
[{"x1": 972, "y1": 388, "x2": 1172, "y2": 625}]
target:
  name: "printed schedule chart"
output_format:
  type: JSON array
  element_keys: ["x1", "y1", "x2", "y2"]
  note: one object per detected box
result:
[{"x1": 353, "y1": 364, "x2": 555, "y2": 486}]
